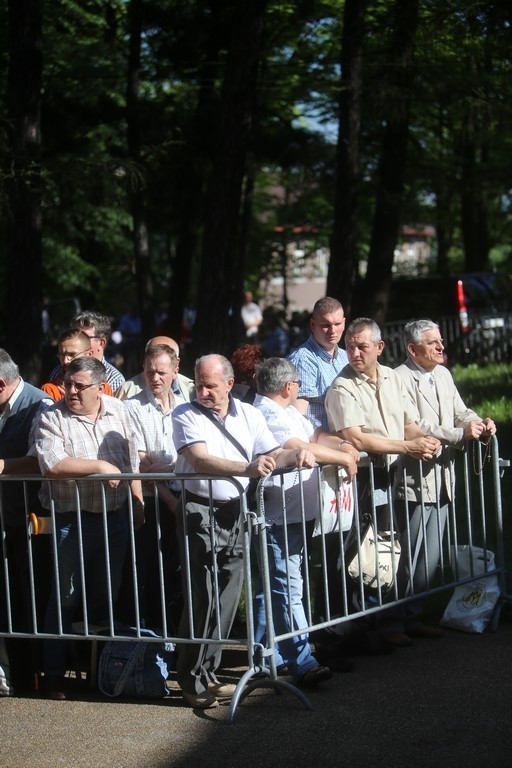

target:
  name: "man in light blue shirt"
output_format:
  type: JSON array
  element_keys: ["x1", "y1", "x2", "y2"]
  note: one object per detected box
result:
[{"x1": 288, "y1": 297, "x2": 348, "y2": 430}]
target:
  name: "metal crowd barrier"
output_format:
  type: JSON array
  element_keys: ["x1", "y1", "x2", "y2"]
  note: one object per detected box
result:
[
  {"x1": 0, "y1": 436, "x2": 509, "y2": 721},
  {"x1": 243, "y1": 434, "x2": 510, "y2": 717}
]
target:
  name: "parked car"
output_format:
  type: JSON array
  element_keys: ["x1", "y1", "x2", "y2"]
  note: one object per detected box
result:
[{"x1": 381, "y1": 272, "x2": 512, "y2": 365}]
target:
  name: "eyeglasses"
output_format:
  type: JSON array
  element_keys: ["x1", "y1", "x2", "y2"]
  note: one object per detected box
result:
[
  {"x1": 63, "y1": 380, "x2": 99, "y2": 392},
  {"x1": 290, "y1": 380, "x2": 302, "y2": 387}
]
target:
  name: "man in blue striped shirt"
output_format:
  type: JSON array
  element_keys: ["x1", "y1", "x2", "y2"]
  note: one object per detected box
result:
[{"x1": 288, "y1": 297, "x2": 348, "y2": 430}]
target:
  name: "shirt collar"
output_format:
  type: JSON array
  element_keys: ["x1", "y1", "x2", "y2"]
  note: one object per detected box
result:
[
  {"x1": 226, "y1": 393, "x2": 239, "y2": 417},
  {"x1": 308, "y1": 335, "x2": 341, "y2": 362},
  {"x1": 0, "y1": 377, "x2": 23, "y2": 422},
  {"x1": 410, "y1": 360, "x2": 433, "y2": 379},
  {"x1": 348, "y1": 362, "x2": 388, "y2": 386}
]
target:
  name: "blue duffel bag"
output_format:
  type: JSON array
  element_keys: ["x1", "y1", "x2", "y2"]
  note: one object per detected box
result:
[{"x1": 98, "y1": 627, "x2": 175, "y2": 698}]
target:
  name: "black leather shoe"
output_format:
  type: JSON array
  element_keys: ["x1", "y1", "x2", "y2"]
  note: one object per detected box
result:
[
  {"x1": 314, "y1": 644, "x2": 355, "y2": 672},
  {"x1": 407, "y1": 623, "x2": 443, "y2": 639},
  {"x1": 379, "y1": 632, "x2": 414, "y2": 648},
  {"x1": 41, "y1": 675, "x2": 68, "y2": 701}
]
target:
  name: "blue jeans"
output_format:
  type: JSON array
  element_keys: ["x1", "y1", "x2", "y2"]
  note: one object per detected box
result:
[
  {"x1": 43, "y1": 508, "x2": 128, "y2": 676},
  {"x1": 254, "y1": 521, "x2": 318, "y2": 679}
]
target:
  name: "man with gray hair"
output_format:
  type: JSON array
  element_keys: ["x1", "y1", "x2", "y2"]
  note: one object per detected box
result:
[
  {"x1": 48, "y1": 310, "x2": 125, "y2": 394},
  {"x1": 252, "y1": 357, "x2": 358, "y2": 685},
  {"x1": 394, "y1": 319, "x2": 496, "y2": 633},
  {"x1": 326, "y1": 318, "x2": 440, "y2": 464},
  {"x1": 0, "y1": 349, "x2": 51, "y2": 695},
  {"x1": 171, "y1": 353, "x2": 315, "y2": 708},
  {"x1": 325, "y1": 318, "x2": 440, "y2": 649}
]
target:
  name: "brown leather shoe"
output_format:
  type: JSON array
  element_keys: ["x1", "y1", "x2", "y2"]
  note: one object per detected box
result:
[
  {"x1": 379, "y1": 632, "x2": 414, "y2": 648},
  {"x1": 207, "y1": 681, "x2": 237, "y2": 699},
  {"x1": 298, "y1": 665, "x2": 332, "y2": 687},
  {"x1": 407, "y1": 623, "x2": 443, "y2": 639},
  {"x1": 182, "y1": 690, "x2": 219, "y2": 709}
]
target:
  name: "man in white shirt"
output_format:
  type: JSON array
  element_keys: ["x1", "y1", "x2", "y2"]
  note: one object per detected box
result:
[
  {"x1": 172, "y1": 354, "x2": 315, "y2": 708},
  {"x1": 240, "y1": 291, "x2": 263, "y2": 338},
  {"x1": 123, "y1": 344, "x2": 184, "y2": 630},
  {"x1": 252, "y1": 357, "x2": 358, "y2": 685}
]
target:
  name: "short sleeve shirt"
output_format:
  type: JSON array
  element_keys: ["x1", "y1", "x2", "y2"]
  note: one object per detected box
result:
[
  {"x1": 125, "y1": 389, "x2": 184, "y2": 465},
  {"x1": 34, "y1": 395, "x2": 139, "y2": 513},
  {"x1": 288, "y1": 336, "x2": 348, "y2": 431},
  {"x1": 253, "y1": 395, "x2": 318, "y2": 523},
  {"x1": 172, "y1": 396, "x2": 279, "y2": 501},
  {"x1": 325, "y1": 363, "x2": 420, "y2": 462}
]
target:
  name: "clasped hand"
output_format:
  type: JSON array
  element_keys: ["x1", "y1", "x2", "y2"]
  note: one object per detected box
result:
[{"x1": 407, "y1": 436, "x2": 441, "y2": 462}]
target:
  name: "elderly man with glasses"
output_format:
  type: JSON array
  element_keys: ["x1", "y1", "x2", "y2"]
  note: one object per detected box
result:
[
  {"x1": 252, "y1": 357, "x2": 358, "y2": 686},
  {"x1": 47, "y1": 310, "x2": 125, "y2": 395},
  {"x1": 32, "y1": 356, "x2": 143, "y2": 700},
  {"x1": 41, "y1": 328, "x2": 114, "y2": 401}
]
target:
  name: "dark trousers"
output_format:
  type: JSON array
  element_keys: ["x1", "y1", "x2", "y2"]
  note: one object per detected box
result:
[
  {"x1": 43, "y1": 509, "x2": 128, "y2": 677},
  {"x1": 117, "y1": 497, "x2": 182, "y2": 632},
  {"x1": 0, "y1": 526, "x2": 52, "y2": 692},
  {"x1": 176, "y1": 497, "x2": 244, "y2": 696}
]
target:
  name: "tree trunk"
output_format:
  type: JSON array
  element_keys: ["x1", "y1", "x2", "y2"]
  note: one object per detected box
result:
[
  {"x1": 165, "y1": 2, "x2": 225, "y2": 347},
  {"x1": 327, "y1": 0, "x2": 367, "y2": 313},
  {"x1": 6, "y1": 0, "x2": 43, "y2": 382},
  {"x1": 192, "y1": 0, "x2": 268, "y2": 358},
  {"x1": 127, "y1": 0, "x2": 154, "y2": 345},
  {"x1": 460, "y1": 138, "x2": 490, "y2": 272},
  {"x1": 361, "y1": 0, "x2": 419, "y2": 324}
]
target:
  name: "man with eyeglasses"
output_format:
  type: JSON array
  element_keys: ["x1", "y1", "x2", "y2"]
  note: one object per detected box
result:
[
  {"x1": 41, "y1": 329, "x2": 114, "y2": 401},
  {"x1": 252, "y1": 357, "x2": 358, "y2": 686},
  {"x1": 32, "y1": 356, "x2": 143, "y2": 699},
  {"x1": 47, "y1": 310, "x2": 125, "y2": 395}
]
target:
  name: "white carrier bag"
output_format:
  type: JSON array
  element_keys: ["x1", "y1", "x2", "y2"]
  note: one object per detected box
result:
[
  {"x1": 313, "y1": 465, "x2": 354, "y2": 537},
  {"x1": 441, "y1": 545, "x2": 501, "y2": 633}
]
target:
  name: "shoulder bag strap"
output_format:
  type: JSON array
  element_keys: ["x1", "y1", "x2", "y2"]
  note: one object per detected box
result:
[{"x1": 190, "y1": 401, "x2": 250, "y2": 462}]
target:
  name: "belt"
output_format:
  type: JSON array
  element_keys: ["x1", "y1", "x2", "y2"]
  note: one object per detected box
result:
[{"x1": 184, "y1": 491, "x2": 239, "y2": 507}]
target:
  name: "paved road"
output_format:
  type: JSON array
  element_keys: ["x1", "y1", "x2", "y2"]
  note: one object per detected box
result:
[{"x1": 3, "y1": 612, "x2": 512, "y2": 768}]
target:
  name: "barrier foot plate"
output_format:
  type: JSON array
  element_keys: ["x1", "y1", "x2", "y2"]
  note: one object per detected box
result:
[{"x1": 226, "y1": 669, "x2": 314, "y2": 723}]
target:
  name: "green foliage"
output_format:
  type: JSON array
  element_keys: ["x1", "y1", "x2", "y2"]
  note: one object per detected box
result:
[
  {"x1": 452, "y1": 363, "x2": 512, "y2": 428},
  {"x1": 2, "y1": 0, "x2": 512, "y2": 347},
  {"x1": 42, "y1": 238, "x2": 101, "y2": 294}
]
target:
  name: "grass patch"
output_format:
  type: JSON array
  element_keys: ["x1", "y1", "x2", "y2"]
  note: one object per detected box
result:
[
  {"x1": 453, "y1": 362, "x2": 511, "y2": 587},
  {"x1": 452, "y1": 363, "x2": 511, "y2": 451}
]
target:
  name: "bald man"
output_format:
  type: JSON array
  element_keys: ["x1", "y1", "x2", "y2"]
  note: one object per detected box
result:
[{"x1": 116, "y1": 336, "x2": 194, "y2": 401}]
